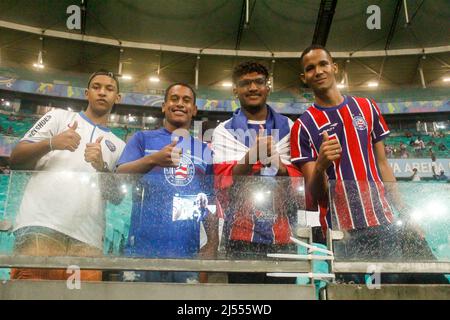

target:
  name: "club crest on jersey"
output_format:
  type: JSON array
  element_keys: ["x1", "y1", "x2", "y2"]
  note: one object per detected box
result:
[
  {"x1": 105, "y1": 139, "x2": 116, "y2": 152},
  {"x1": 164, "y1": 154, "x2": 195, "y2": 186},
  {"x1": 352, "y1": 116, "x2": 367, "y2": 131}
]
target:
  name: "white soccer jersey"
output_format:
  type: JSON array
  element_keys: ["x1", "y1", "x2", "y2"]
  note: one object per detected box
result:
[{"x1": 14, "y1": 109, "x2": 126, "y2": 249}]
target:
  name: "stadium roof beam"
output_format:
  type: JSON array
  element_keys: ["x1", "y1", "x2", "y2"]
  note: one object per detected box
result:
[
  {"x1": 429, "y1": 55, "x2": 450, "y2": 70},
  {"x1": 81, "y1": 0, "x2": 87, "y2": 35},
  {"x1": 0, "y1": 20, "x2": 448, "y2": 58},
  {"x1": 311, "y1": 0, "x2": 337, "y2": 46},
  {"x1": 384, "y1": 0, "x2": 402, "y2": 51},
  {"x1": 235, "y1": 0, "x2": 255, "y2": 50},
  {"x1": 352, "y1": 58, "x2": 401, "y2": 86}
]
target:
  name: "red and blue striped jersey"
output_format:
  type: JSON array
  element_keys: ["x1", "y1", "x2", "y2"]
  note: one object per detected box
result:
[{"x1": 290, "y1": 96, "x2": 394, "y2": 230}]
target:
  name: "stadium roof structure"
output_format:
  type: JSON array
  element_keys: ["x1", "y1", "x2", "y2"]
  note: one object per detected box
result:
[{"x1": 0, "y1": 0, "x2": 449, "y2": 96}]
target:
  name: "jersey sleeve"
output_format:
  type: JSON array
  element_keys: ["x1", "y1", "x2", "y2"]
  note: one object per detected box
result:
[
  {"x1": 21, "y1": 109, "x2": 62, "y2": 143},
  {"x1": 116, "y1": 131, "x2": 145, "y2": 166},
  {"x1": 370, "y1": 99, "x2": 390, "y2": 144}
]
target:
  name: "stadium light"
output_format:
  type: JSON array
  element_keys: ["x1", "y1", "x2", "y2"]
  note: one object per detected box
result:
[
  {"x1": 222, "y1": 82, "x2": 233, "y2": 87},
  {"x1": 443, "y1": 77, "x2": 450, "y2": 82},
  {"x1": 121, "y1": 74, "x2": 133, "y2": 80},
  {"x1": 149, "y1": 76, "x2": 160, "y2": 83},
  {"x1": 367, "y1": 81, "x2": 379, "y2": 87},
  {"x1": 33, "y1": 37, "x2": 45, "y2": 69}
]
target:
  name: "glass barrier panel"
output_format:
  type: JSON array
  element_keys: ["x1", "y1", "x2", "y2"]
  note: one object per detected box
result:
[
  {"x1": 0, "y1": 171, "x2": 306, "y2": 283},
  {"x1": 328, "y1": 180, "x2": 450, "y2": 264}
]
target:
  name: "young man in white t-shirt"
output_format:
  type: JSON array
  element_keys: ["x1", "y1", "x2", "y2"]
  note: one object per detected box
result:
[{"x1": 9, "y1": 70, "x2": 126, "y2": 281}]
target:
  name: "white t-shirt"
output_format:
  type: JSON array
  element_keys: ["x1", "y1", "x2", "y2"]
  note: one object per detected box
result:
[{"x1": 14, "y1": 109, "x2": 126, "y2": 249}]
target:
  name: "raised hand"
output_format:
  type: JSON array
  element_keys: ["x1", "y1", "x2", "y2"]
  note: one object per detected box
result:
[
  {"x1": 248, "y1": 124, "x2": 275, "y2": 165},
  {"x1": 85, "y1": 136, "x2": 106, "y2": 171},
  {"x1": 150, "y1": 138, "x2": 182, "y2": 167},
  {"x1": 316, "y1": 131, "x2": 341, "y2": 172}
]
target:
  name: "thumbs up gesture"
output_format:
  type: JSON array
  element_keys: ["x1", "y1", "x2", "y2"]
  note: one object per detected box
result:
[
  {"x1": 247, "y1": 124, "x2": 275, "y2": 165},
  {"x1": 316, "y1": 131, "x2": 341, "y2": 173},
  {"x1": 148, "y1": 138, "x2": 182, "y2": 168},
  {"x1": 51, "y1": 120, "x2": 81, "y2": 152},
  {"x1": 85, "y1": 136, "x2": 106, "y2": 172}
]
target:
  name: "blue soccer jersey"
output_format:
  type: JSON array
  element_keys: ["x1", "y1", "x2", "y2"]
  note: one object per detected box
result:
[{"x1": 117, "y1": 128, "x2": 213, "y2": 258}]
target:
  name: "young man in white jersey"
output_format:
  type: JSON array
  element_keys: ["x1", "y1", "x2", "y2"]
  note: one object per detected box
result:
[{"x1": 9, "y1": 70, "x2": 126, "y2": 281}]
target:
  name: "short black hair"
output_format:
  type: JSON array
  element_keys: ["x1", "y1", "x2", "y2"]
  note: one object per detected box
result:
[
  {"x1": 300, "y1": 44, "x2": 333, "y2": 72},
  {"x1": 164, "y1": 83, "x2": 196, "y2": 105},
  {"x1": 87, "y1": 69, "x2": 120, "y2": 92},
  {"x1": 232, "y1": 61, "x2": 269, "y2": 84}
]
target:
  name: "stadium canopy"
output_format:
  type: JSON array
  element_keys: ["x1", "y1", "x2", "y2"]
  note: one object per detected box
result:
[{"x1": 0, "y1": 0, "x2": 449, "y2": 93}]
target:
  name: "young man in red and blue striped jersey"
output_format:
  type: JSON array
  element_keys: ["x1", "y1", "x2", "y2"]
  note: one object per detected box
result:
[
  {"x1": 291, "y1": 45, "x2": 395, "y2": 232},
  {"x1": 291, "y1": 45, "x2": 445, "y2": 284}
]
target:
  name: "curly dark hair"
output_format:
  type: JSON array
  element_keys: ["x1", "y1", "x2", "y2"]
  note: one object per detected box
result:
[{"x1": 232, "y1": 61, "x2": 269, "y2": 84}]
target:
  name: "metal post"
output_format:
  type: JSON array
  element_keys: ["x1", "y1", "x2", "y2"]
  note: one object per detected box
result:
[
  {"x1": 270, "y1": 58, "x2": 275, "y2": 91},
  {"x1": 195, "y1": 55, "x2": 200, "y2": 90},
  {"x1": 419, "y1": 67, "x2": 426, "y2": 89},
  {"x1": 245, "y1": 0, "x2": 249, "y2": 25},
  {"x1": 403, "y1": 0, "x2": 410, "y2": 24},
  {"x1": 118, "y1": 47, "x2": 123, "y2": 75}
]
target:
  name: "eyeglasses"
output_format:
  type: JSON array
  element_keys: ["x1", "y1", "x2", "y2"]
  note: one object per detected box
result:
[{"x1": 237, "y1": 77, "x2": 267, "y2": 88}]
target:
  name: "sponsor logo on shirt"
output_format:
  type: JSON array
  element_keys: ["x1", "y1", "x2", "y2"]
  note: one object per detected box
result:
[
  {"x1": 352, "y1": 116, "x2": 368, "y2": 131},
  {"x1": 164, "y1": 154, "x2": 195, "y2": 187},
  {"x1": 27, "y1": 115, "x2": 52, "y2": 137},
  {"x1": 105, "y1": 139, "x2": 116, "y2": 152}
]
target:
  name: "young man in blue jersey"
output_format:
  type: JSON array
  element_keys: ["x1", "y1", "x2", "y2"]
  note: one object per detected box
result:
[{"x1": 116, "y1": 83, "x2": 218, "y2": 283}]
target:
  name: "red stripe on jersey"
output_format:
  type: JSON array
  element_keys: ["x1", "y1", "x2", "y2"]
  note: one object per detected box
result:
[
  {"x1": 375, "y1": 181, "x2": 394, "y2": 223},
  {"x1": 338, "y1": 107, "x2": 368, "y2": 180},
  {"x1": 334, "y1": 180, "x2": 354, "y2": 230},
  {"x1": 290, "y1": 120, "x2": 301, "y2": 159},
  {"x1": 358, "y1": 180, "x2": 379, "y2": 226},
  {"x1": 354, "y1": 97, "x2": 373, "y2": 133},
  {"x1": 273, "y1": 216, "x2": 291, "y2": 244},
  {"x1": 354, "y1": 97, "x2": 381, "y2": 182},
  {"x1": 308, "y1": 107, "x2": 330, "y2": 129},
  {"x1": 230, "y1": 215, "x2": 254, "y2": 242}
]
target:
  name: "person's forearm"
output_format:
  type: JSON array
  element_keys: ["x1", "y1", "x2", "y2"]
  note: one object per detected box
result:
[
  {"x1": 379, "y1": 160, "x2": 396, "y2": 182},
  {"x1": 276, "y1": 161, "x2": 288, "y2": 176},
  {"x1": 309, "y1": 163, "x2": 329, "y2": 205},
  {"x1": 116, "y1": 155, "x2": 156, "y2": 174},
  {"x1": 10, "y1": 140, "x2": 51, "y2": 170},
  {"x1": 199, "y1": 215, "x2": 219, "y2": 259}
]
